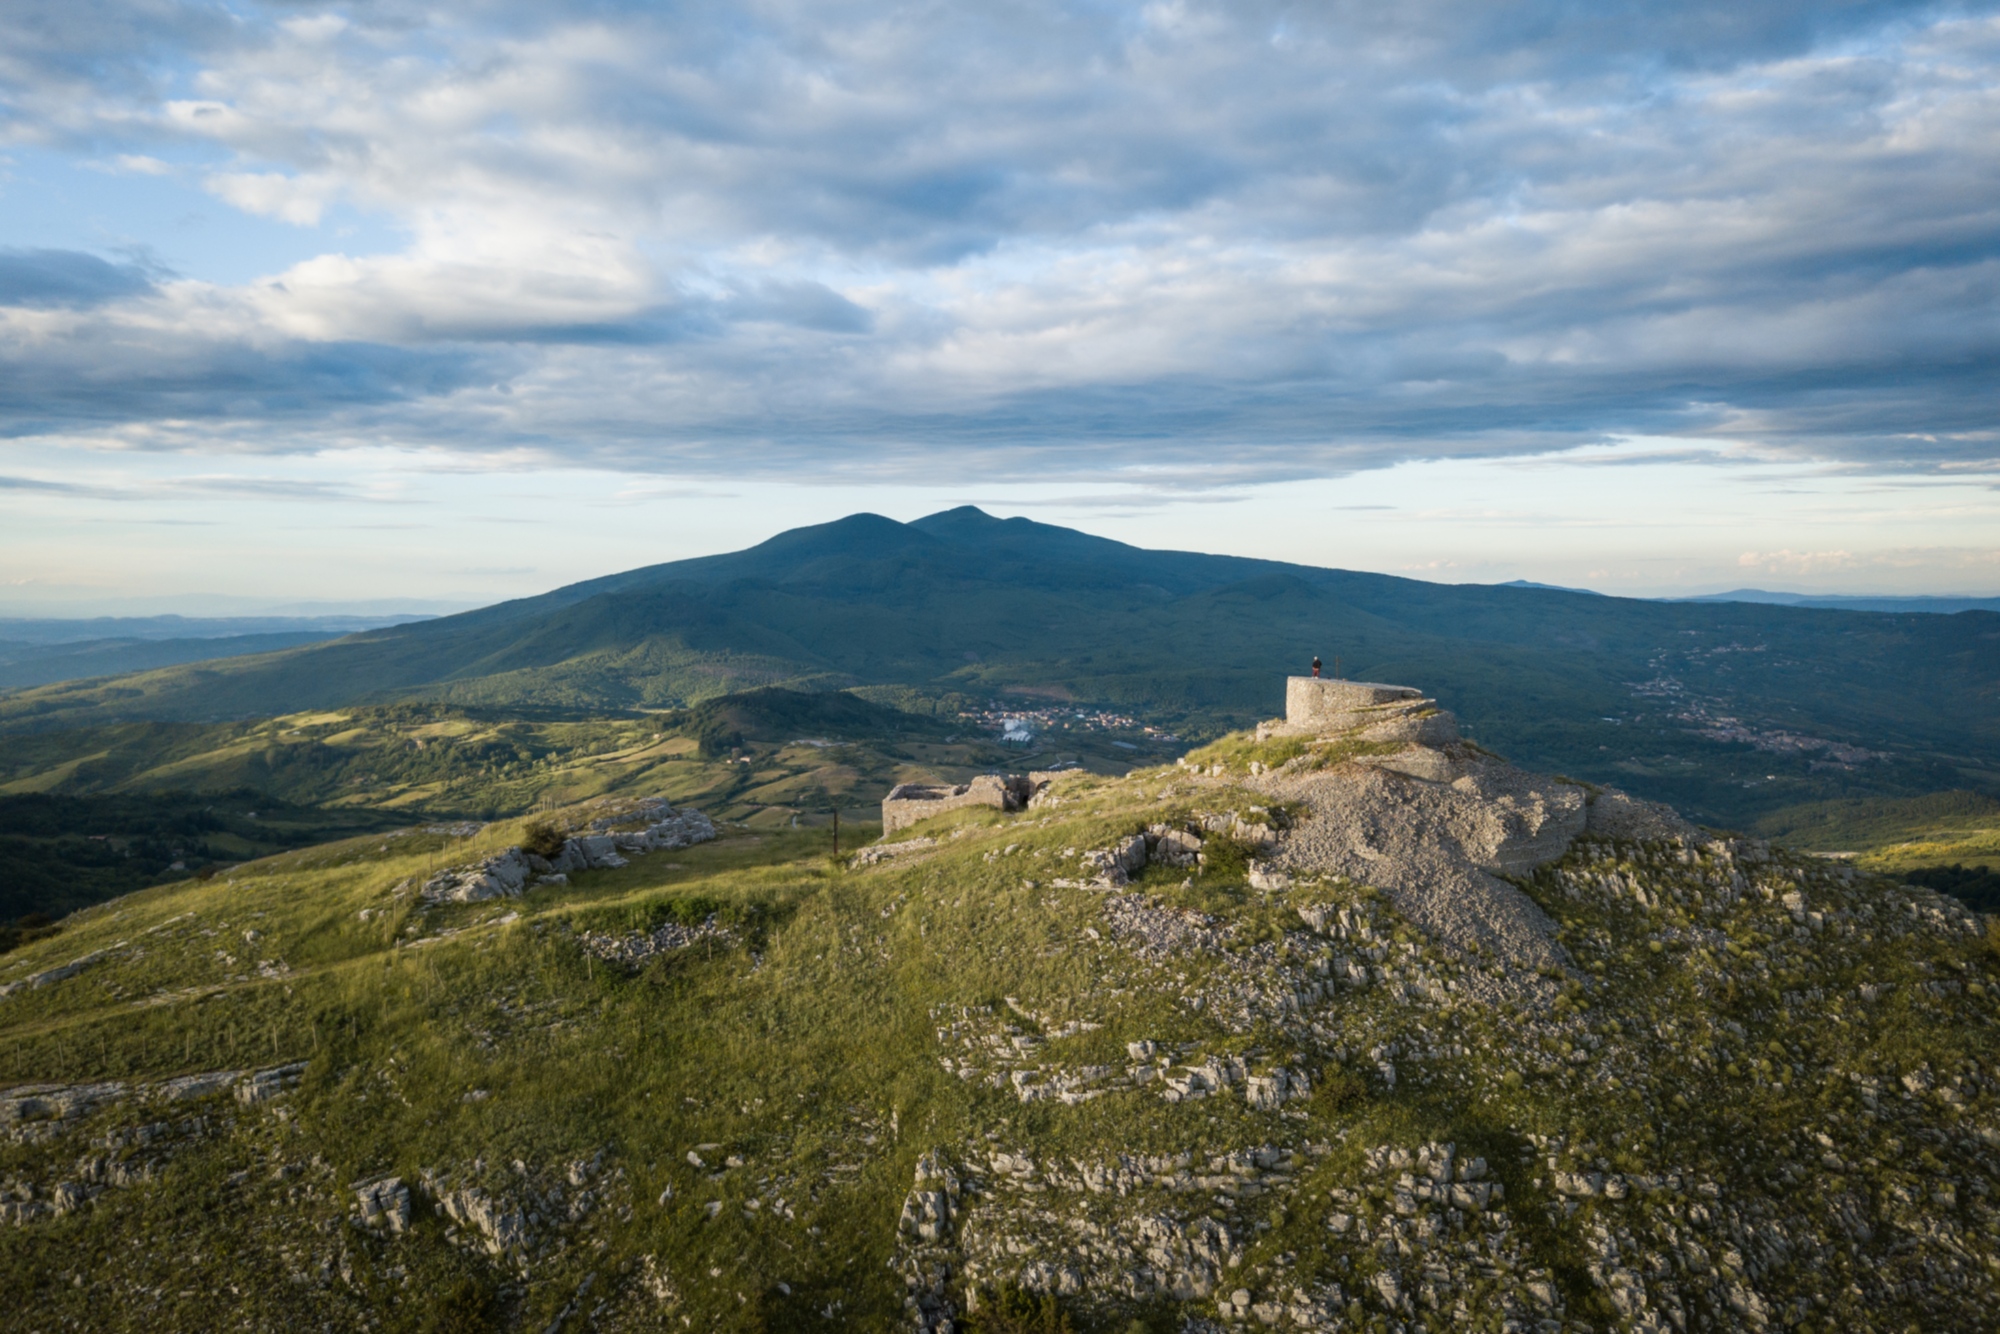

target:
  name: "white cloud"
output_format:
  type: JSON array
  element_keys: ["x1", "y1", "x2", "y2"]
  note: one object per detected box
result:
[
  {"x1": 206, "y1": 170, "x2": 340, "y2": 225},
  {"x1": 1738, "y1": 549, "x2": 1859, "y2": 574}
]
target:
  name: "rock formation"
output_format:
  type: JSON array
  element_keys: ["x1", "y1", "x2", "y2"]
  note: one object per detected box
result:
[
  {"x1": 1244, "y1": 677, "x2": 1692, "y2": 973},
  {"x1": 421, "y1": 797, "x2": 715, "y2": 903},
  {"x1": 883, "y1": 773, "x2": 1062, "y2": 834}
]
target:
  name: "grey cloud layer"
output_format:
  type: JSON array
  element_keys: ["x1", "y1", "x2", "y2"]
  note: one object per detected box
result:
[
  {"x1": 0, "y1": 0, "x2": 1994, "y2": 478},
  {"x1": 0, "y1": 250, "x2": 157, "y2": 308}
]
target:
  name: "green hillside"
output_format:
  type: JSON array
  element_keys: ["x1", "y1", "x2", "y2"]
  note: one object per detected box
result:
[
  {"x1": 1, "y1": 713, "x2": 1995, "y2": 1331},
  {"x1": 0, "y1": 689, "x2": 1172, "y2": 930},
  {"x1": 3, "y1": 509, "x2": 1994, "y2": 834}
]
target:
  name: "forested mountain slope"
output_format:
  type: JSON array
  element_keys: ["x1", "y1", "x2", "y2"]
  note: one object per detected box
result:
[{"x1": 3, "y1": 509, "x2": 1994, "y2": 830}]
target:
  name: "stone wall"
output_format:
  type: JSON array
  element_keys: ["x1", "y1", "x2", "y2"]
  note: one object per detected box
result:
[
  {"x1": 1284, "y1": 678, "x2": 1422, "y2": 728},
  {"x1": 883, "y1": 774, "x2": 1038, "y2": 834},
  {"x1": 1256, "y1": 677, "x2": 1429, "y2": 740}
]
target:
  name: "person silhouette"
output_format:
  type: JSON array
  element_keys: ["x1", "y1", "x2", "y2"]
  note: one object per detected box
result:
[{"x1": 1311, "y1": 656, "x2": 1322, "y2": 678}]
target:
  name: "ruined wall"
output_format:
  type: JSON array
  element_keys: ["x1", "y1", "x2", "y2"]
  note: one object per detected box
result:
[
  {"x1": 1284, "y1": 678, "x2": 1422, "y2": 729},
  {"x1": 882, "y1": 774, "x2": 1038, "y2": 834},
  {"x1": 1254, "y1": 678, "x2": 1432, "y2": 740}
]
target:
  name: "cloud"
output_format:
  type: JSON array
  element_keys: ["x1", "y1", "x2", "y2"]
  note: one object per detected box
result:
[
  {"x1": 0, "y1": 249, "x2": 157, "y2": 308},
  {"x1": 0, "y1": 473, "x2": 108, "y2": 495},
  {"x1": 0, "y1": 1, "x2": 1994, "y2": 483},
  {"x1": 1738, "y1": 549, "x2": 1857, "y2": 571}
]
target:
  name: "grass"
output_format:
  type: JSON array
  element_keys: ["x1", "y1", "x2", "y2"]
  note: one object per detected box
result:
[
  {"x1": 0, "y1": 736, "x2": 1995, "y2": 1329},
  {"x1": 1179, "y1": 729, "x2": 1407, "y2": 776},
  {"x1": 4, "y1": 510, "x2": 1998, "y2": 843}
]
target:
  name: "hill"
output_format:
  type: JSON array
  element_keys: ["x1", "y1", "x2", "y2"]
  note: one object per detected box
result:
[
  {"x1": 1, "y1": 684, "x2": 1994, "y2": 1331},
  {"x1": 3, "y1": 512, "x2": 2000, "y2": 836},
  {"x1": 0, "y1": 632, "x2": 345, "y2": 690},
  {"x1": 0, "y1": 689, "x2": 1178, "y2": 928},
  {"x1": 1680, "y1": 590, "x2": 2000, "y2": 615},
  {"x1": 2, "y1": 508, "x2": 1995, "y2": 833}
]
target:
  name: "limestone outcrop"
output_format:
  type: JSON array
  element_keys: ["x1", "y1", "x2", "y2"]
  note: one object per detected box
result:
[
  {"x1": 422, "y1": 798, "x2": 716, "y2": 903},
  {"x1": 883, "y1": 774, "x2": 1043, "y2": 834},
  {"x1": 1238, "y1": 677, "x2": 1694, "y2": 972}
]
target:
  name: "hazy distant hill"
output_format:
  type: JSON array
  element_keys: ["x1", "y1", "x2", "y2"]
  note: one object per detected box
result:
[
  {"x1": 0, "y1": 614, "x2": 437, "y2": 645},
  {"x1": 0, "y1": 632, "x2": 346, "y2": 690},
  {"x1": 0, "y1": 613, "x2": 441, "y2": 690},
  {"x1": 2, "y1": 508, "x2": 1994, "y2": 827},
  {"x1": 1679, "y1": 589, "x2": 2000, "y2": 615}
]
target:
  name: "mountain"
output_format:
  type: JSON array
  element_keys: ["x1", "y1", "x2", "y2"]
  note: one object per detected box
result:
[
  {"x1": 0, "y1": 632, "x2": 348, "y2": 690},
  {"x1": 2, "y1": 508, "x2": 1996, "y2": 830},
  {"x1": 1, "y1": 685, "x2": 1994, "y2": 1330},
  {"x1": 0, "y1": 615, "x2": 439, "y2": 646},
  {"x1": 1494, "y1": 579, "x2": 1604, "y2": 595},
  {"x1": 1679, "y1": 589, "x2": 2000, "y2": 615}
]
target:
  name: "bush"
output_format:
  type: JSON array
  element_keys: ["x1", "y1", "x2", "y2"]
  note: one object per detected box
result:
[
  {"x1": 520, "y1": 819, "x2": 568, "y2": 860},
  {"x1": 422, "y1": 1277, "x2": 494, "y2": 1334},
  {"x1": 0, "y1": 912, "x2": 63, "y2": 957},
  {"x1": 1902, "y1": 863, "x2": 2000, "y2": 914},
  {"x1": 1313, "y1": 1064, "x2": 1370, "y2": 1115},
  {"x1": 696, "y1": 722, "x2": 743, "y2": 759},
  {"x1": 964, "y1": 1285, "x2": 1076, "y2": 1334}
]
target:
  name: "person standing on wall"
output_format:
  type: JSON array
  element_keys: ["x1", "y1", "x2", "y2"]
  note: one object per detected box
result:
[{"x1": 1311, "y1": 656, "x2": 1322, "y2": 678}]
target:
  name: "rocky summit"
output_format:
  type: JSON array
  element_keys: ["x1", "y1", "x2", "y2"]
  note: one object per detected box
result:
[{"x1": 0, "y1": 686, "x2": 1996, "y2": 1333}]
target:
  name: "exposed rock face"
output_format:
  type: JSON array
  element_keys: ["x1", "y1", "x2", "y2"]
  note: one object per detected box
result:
[
  {"x1": 353, "y1": 1177, "x2": 411, "y2": 1233},
  {"x1": 429, "y1": 1181, "x2": 529, "y2": 1256},
  {"x1": 0, "y1": 947, "x2": 120, "y2": 1000},
  {"x1": 895, "y1": 1152, "x2": 963, "y2": 1332},
  {"x1": 421, "y1": 799, "x2": 715, "y2": 902},
  {"x1": 883, "y1": 774, "x2": 1040, "y2": 834},
  {"x1": 1239, "y1": 680, "x2": 1693, "y2": 971},
  {"x1": 1272, "y1": 762, "x2": 1576, "y2": 969},
  {"x1": 577, "y1": 916, "x2": 731, "y2": 968},
  {"x1": 424, "y1": 847, "x2": 537, "y2": 904}
]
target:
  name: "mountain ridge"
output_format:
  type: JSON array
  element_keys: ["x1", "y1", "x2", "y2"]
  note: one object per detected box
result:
[{"x1": 1, "y1": 509, "x2": 1995, "y2": 831}]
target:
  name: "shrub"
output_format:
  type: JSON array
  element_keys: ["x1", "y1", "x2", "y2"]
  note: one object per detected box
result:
[
  {"x1": 1313, "y1": 1064, "x2": 1370, "y2": 1115},
  {"x1": 422, "y1": 1277, "x2": 495, "y2": 1334},
  {"x1": 520, "y1": 819, "x2": 568, "y2": 859},
  {"x1": 964, "y1": 1285, "x2": 1076, "y2": 1334},
  {"x1": 696, "y1": 723, "x2": 743, "y2": 759},
  {"x1": 0, "y1": 912, "x2": 63, "y2": 957}
]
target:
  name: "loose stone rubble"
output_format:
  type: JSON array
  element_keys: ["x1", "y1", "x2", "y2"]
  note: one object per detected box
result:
[{"x1": 577, "y1": 916, "x2": 732, "y2": 968}]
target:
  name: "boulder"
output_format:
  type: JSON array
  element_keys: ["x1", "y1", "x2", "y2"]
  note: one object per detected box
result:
[
  {"x1": 1148, "y1": 826, "x2": 1203, "y2": 867},
  {"x1": 354, "y1": 1176, "x2": 411, "y2": 1232}
]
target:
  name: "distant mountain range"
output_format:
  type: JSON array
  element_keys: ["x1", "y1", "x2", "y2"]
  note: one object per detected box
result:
[
  {"x1": 2, "y1": 508, "x2": 1994, "y2": 828},
  {"x1": 1496, "y1": 579, "x2": 2000, "y2": 616},
  {"x1": 1673, "y1": 588, "x2": 2000, "y2": 615},
  {"x1": 0, "y1": 614, "x2": 440, "y2": 691},
  {"x1": 0, "y1": 613, "x2": 439, "y2": 646}
]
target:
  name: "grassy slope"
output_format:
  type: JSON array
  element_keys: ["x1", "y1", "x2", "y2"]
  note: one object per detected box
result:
[
  {"x1": 0, "y1": 691, "x2": 1174, "y2": 928},
  {"x1": 1755, "y1": 790, "x2": 2000, "y2": 874},
  {"x1": 0, "y1": 759, "x2": 1995, "y2": 1330}
]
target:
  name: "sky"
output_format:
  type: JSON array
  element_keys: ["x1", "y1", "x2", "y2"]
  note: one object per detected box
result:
[{"x1": 2, "y1": 0, "x2": 1997, "y2": 614}]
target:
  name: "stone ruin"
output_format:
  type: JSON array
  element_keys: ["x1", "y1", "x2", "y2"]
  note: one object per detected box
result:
[
  {"x1": 882, "y1": 772, "x2": 1069, "y2": 834},
  {"x1": 1265, "y1": 677, "x2": 1434, "y2": 738}
]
